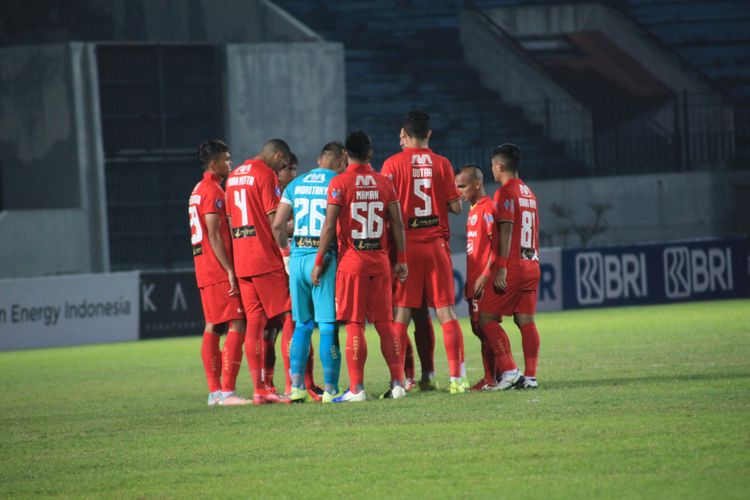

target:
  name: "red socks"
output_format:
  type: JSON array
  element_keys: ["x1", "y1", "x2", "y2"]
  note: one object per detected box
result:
[
  {"x1": 304, "y1": 342, "x2": 317, "y2": 389},
  {"x1": 245, "y1": 318, "x2": 265, "y2": 392},
  {"x1": 221, "y1": 328, "x2": 245, "y2": 392},
  {"x1": 344, "y1": 322, "x2": 367, "y2": 390},
  {"x1": 442, "y1": 319, "x2": 463, "y2": 378},
  {"x1": 262, "y1": 337, "x2": 276, "y2": 389},
  {"x1": 471, "y1": 323, "x2": 495, "y2": 384},
  {"x1": 413, "y1": 309, "x2": 435, "y2": 373},
  {"x1": 376, "y1": 321, "x2": 404, "y2": 382},
  {"x1": 201, "y1": 332, "x2": 222, "y2": 392},
  {"x1": 403, "y1": 338, "x2": 415, "y2": 381},
  {"x1": 281, "y1": 315, "x2": 294, "y2": 392},
  {"x1": 520, "y1": 322, "x2": 540, "y2": 377},
  {"x1": 480, "y1": 321, "x2": 517, "y2": 373}
]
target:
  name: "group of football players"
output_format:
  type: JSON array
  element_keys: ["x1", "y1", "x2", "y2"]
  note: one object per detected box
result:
[{"x1": 188, "y1": 110, "x2": 541, "y2": 406}]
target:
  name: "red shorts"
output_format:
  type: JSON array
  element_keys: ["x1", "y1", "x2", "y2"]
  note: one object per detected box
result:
[
  {"x1": 467, "y1": 298, "x2": 480, "y2": 323},
  {"x1": 238, "y1": 268, "x2": 291, "y2": 320},
  {"x1": 393, "y1": 239, "x2": 455, "y2": 308},
  {"x1": 479, "y1": 267, "x2": 540, "y2": 316},
  {"x1": 336, "y1": 270, "x2": 392, "y2": 323},
  {"x1": 199, "y1": 281, "x2": 245, "y2": 324}
]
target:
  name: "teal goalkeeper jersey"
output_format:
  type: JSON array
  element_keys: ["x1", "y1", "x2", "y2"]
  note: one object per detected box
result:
[{"x1": 280, "y1": 167, "x2": 338, "y2": 257}]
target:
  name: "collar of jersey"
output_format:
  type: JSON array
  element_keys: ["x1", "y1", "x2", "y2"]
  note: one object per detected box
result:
[
  {"x1": 471, "y1": 195, "x2": 491, "y2": 209},
  {"x1": 346, "y1": 163, "x2": 373, "y2": 173},
  {"x1": 402, "y1": 147, "x2": 432, "y2": 153},
  {"x1": 203, "y1": 171, "x2": 222, "y2": 183}
]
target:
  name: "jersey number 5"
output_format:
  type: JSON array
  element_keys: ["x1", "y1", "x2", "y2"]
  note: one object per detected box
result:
[
  {"x1": 414, "y1": 179, "x2": 432, "y2": 216},
  {"x1": 351, "y1": 201, "x2": 384, "y2": 239}
]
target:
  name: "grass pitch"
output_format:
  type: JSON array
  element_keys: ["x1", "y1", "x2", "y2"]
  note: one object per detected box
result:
[{"x1": 1, "y1": 299, "x2": 749, "y2": 498}]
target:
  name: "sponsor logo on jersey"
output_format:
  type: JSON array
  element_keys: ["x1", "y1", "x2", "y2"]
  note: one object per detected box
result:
[
  {"x1": 232, "y1": 225, "x2": 256, "y2": 239},
  {"x1": 503, "y1": 199, "x2": 513, "y2": 213},
  {"x1": 192, "y1": 244, "x2": 203, "y2": 256},
  {"x1": 275, "y1": 186, "x2": 281, "y2": 197},
  {"x1": 304, "y1": 173, "x2": 327, "y2": 183},
  {"x1": 215, "y1": 199, "x2": 223, "y2": 210},
  {"x1": 355, "y1": 175, "x2": 377, "y2": 187},
  {"x1": 408, "y1": 215, "x2": 439, "y2": 228},
  {"x1": 411, "y1": 154, "x2": 433, "y2": 166},
  {"x1": 484, "y1": 213, "x2": 493, "y2": 225},
  {"x1": 355, "y1": 238, "x2": 382, "y2": 251},
  {"x1": 331, "y1": 188, "x2": 341, "y2": 200},
  {"x1": 663, "y1": 246, "x2": 733, "y2": 299},
  {"x1": 294, "y1": 236, "x2": 321, "y2": 248},
  {"x1": 575, "y1": 252, "x2": 647, "y2": 305},
  {"x1": 468, "y1": 214, "x2": 478, "y2": 225}
]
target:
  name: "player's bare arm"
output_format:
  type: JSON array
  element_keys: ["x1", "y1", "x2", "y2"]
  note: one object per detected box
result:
[
  {"x1": 494, "y1": 221, "x2": 512, "y2": 291},
  {"x1": 386, "y1": 201, "x2": 408, "y2": 283},
  {"x1": 473, "y1": 251, "x2": 494, "y2": 299},
  {"x1": 311, "y1": 203, "x2": 341, "y2": 285},
  {"x1": 272, "y1": 202, "x2": 293, "y2": 249},
  {"x1": 204, "y1": 213, "x2": 238, "y2": 296}
]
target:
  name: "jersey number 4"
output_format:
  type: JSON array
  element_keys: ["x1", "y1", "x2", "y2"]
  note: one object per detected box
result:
[{"x1": 351, "y1": 201, "x2": 384, "y2": 239}]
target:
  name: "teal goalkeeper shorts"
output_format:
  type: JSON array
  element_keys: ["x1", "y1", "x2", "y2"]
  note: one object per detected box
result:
[{"x1": 289, "y1": 252, "x2": 337, "y2": 324}]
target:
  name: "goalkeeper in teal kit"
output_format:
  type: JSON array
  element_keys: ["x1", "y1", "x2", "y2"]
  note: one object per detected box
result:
[{"x1": 272, "y1": 142, "x2": 347, "y2": 403}]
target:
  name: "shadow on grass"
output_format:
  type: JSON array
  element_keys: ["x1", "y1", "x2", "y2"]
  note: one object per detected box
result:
[{"x1": 542, "y1": 371, "x2": 750, "y2": 390}]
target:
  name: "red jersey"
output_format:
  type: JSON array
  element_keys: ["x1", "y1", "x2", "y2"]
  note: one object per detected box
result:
[
  {"x1": 189, "y1": 171, "x2": 233, "y2": 288},
  {"x1": 465, "y1": 196, "x2": 494, "y2": 298},
  {"x1": 225, "y1": 158, "x2": 283, "y2": 278},
  {"x1": 381, "y1": 147, "x2": 460, "y2": 243},
  {"x1": 328, "y1": 164, "x2": 398, "y2": 276},
  {"x1": 494, "y1": 178, "x2": 540, "y2": 274}
]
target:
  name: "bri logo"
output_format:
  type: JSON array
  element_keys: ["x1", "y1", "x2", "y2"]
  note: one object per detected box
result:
[
  {"x1": 575, "y1": 252, "x2": 647, "y2": 305},
  {"x1": 663, "y1": 246, "x2": 734, "y2": 299}
]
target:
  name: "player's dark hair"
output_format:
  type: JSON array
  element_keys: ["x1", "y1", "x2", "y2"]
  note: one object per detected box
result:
[
  {"x1": 320, "y1": 141, "x2": 345, "y2": 157},
  {"x1": 288, "y1": 153, "x2": 298, "y2": 167},
  {"x1": 492, "y1": 143, "x2": 521, "y2": 172},
  {"x1": 345, "y1": 131, "x2": 372, "y2": 162},
  {"x1": 197, "y1": 139, "x2": 228, "y2": 168},
  {"x1": 460, "y1": 164, "x2": 483, "y2": 183},
  {"x1": 403, "y1": 110, "x2": 430, "y2": 139}
]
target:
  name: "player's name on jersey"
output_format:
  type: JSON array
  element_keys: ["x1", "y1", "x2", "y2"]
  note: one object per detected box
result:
[
  {"x1": 355, "y1": 238, "x2": 382, "y2": 251},
  {"x1": 192, "y1": 244, "x2": 203, "y2": 256},
  {"x1": 467, "y1": 230, "x2": 478, "y2": 238},
  {"x1": 232, "y1": 225, "x2": 256, "y2": 238},
  {"x1": 408, "y1": 215, "x2": 439, "y2": 228},
  {"x1": 294, "y1": 236, "x2": 321, "y2": 248},
  {"x1": 519, "y1": 198, "x2": 537, "y2": 208},
  {"x1": 355, "y1": 190, "x2": 380, "y2": 200},
  {"x1": 227, "y1": 176, "x2": 254, "y2": 187},
  {"x1": 294, "y1": 185, "x2": 327, "y2": 195},
  {"x1": 411, "y1": 167, "x2": 432, "y2": 178}
]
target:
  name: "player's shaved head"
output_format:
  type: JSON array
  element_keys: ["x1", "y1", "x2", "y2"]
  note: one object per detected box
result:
[
  {"x1": 403, "y1": 110, "x2": 431, "y2": 139},
  {"x1": 345, "y1": 131, "x2": 372, "y2": 163},
  {"x1": 492, "y1": 143, "x2": 521, "y2": 172},
  {"x1": 261, "y1": 138, "x2": 291, "y2": 157},
  {"x1": 460, "y1": 164, "x2": 483, "y2": 183},
  {"x1": 197, "y1": 139, "x2": 228, "y2": 168}
]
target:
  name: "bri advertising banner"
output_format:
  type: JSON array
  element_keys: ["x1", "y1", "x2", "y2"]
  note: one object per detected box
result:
[
  {"x1": 0, "y1": 272, "x2": 140, "y2": 351},
  {"x1": 562, "y1": 237, "x2": 749, "y2": 309}
]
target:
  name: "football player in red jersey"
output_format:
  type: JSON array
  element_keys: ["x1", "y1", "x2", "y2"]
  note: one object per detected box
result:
[
  {"x1": 311, "y1": 131, "x2": 409, "y2": 402},
  {"x1": 381, "y1": 111, "x2": 468, "y2": 394},
  {"x1": 456, "y1": 165, "x2": 519, "y2": 391},
  {"x1": 225, "y1": 139, "x2": 294, "y2": 405},
  {"x1": 483, "y1": 144, "x2": 540, "y2": 389},
  {"x1": 189, "y1": 140, "x2": 249, "y2": 406}
]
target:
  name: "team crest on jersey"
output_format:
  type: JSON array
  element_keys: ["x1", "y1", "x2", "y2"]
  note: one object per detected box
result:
[
  {"x1": 468, "y1": 214, "x2": 477, "y2": 225},
  {"x1": 484, "y1": 213, "x2": 493, "y2": 224},
  {"x1": 215, "y1": 199, "x2": 223, "y2": 210},
  {"x1": 275, "y1": 186, "x2": 281, "y2": 197},
  {"x1": 504, "y1": 199, "x2": 514, "y2": 213},
  {"x1": 331, "y1": 188, "x2": 341, "y2": 200}
]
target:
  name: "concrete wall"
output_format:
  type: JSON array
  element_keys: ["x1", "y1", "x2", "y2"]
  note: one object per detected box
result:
[
  {"x1": 447, "y1": 170, "x2": 750, "y2": 252},
  {"x1": 459, "y1": 9, "x2": 594, "y2": 167},
  {"x1": 0, "y1": 0, "x2": 320, "y2": 46},
  {"x1": 0, "y1": 43, "x2": 109, "y2": 278},
  {"x1": 480, "y1": 1, "x2": 733, "y2": 161},
  {"x1": 225, "y1": 42, "x2": 347, "y2": 171}
]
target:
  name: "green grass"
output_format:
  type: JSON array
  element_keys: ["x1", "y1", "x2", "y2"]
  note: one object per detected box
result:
[{"x1": 1, "y1": 299, "x2": 749, "y2": 498}]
